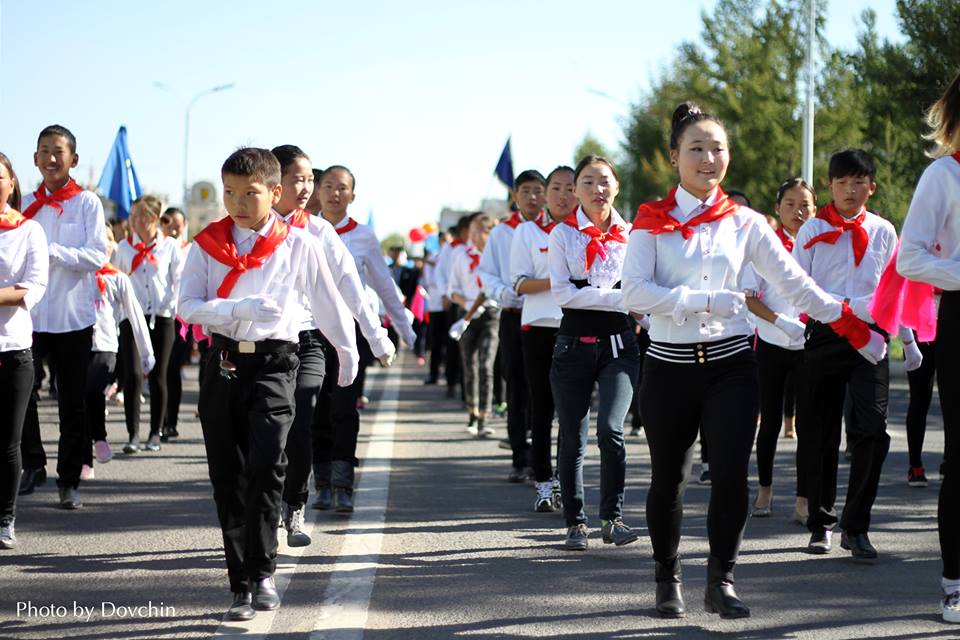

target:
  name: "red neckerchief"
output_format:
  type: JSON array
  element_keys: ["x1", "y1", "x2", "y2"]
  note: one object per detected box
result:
[
  {"x1": 128, "y1": 236, "x2": 158, "y2": 273},
  {"x1": 96, "y1": 263, "x2": 121, "y2": 296},
  {"x1": 953, "y1": 151, "x2": 960, "y2": 164},
  {"x1": 504, "y1": 211, "x2": 523, "y2": 229},
  {"x1": 285, "y1": 208, "x2": 310, "y2": 229},
  {"x1": 536, "y1": 212, "x2": 559, "y2": 235},
  {"x1": 0, "y1": 208, "x2": 27, "y2": 230},
  {"x1": 563, "y1": 209, "x2": 627, "y2": 271},
  {"x1": 450, "y1": 238, "x2": 464, "y2": 248},
  {"x1": 193, "y1": 216, "x2": 290, "y2": 298},
  {"x1": 802, "y1": 203, "x2": 868, "y2": 266},
  {"x1": 775, "y1": 226, "x2": 795, "y2": 252},
  {"x1": 467, "y1": 246, "x2": 482, "y2": 287},
  {"x1": 632, "y1": 187, "x2": 739, "y2": 240},
  {"x1": 22, "y1": 179, "x2": 84, "y2": 219},
  {"x1": 335, "y1": 217, "x2": 358, "y2": 235}
]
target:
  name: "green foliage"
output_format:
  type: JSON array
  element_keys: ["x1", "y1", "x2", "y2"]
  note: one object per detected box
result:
[
  {"x1": 573, "y1": 132, "x2": 614, "y2": 165},
  {"x1": 380, "y1": 232, "x2": 406, "y2": 253}
]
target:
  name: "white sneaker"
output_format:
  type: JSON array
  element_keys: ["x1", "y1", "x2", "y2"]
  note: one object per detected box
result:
[
  {"x1": 944, "y1": 590, "x2": 960, "y2": 623},
  {"x1": 479, "y1": 423, "x2": 495, "y2": 437},
  {"x1": 534, "y1": 481, "x2": 554, "y2": 512},
  {"x1": 0, "y1": 517, "x2": 15, "y2": 549}
]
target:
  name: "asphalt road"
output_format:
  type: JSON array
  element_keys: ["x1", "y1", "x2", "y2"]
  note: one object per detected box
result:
[{"x1": 0, "y1": 354, "x2": 956, "y2": 640}]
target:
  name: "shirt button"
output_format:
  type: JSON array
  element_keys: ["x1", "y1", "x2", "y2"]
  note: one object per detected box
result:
[
  {"x1": 703, "y1": 276, "x2": 708, "y2": 280},
  {"x1": 698, "y1": 357, "x2": 706, "y2": 364},
  {"x1": 696, "y1": 344, "x2": 703, "y2": 349},
  {"x1": 697, "y1": 350, "x2": 704, "y2": 357}
]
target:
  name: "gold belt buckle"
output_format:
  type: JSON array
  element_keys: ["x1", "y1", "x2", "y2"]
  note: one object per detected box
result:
[{"x1": 238, "y1": 341, "x2": 256, "y2": 354}]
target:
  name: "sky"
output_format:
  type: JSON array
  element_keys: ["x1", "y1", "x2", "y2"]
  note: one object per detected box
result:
[{"x1": 0, "y1": 0, "x2": 903, "y2": 237}]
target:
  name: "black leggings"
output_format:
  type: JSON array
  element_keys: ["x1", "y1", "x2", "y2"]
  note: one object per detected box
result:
[
  {"x1": 166, "y1": 325, "x2": 193, "y2": 430},
  {"x1": 146, "y1": 316, "x2": 175, "y2": 437},
  {"x1": 522, "y1": 326, "x2": 556, "y2": 482},
  {"x1": 906, "y1": 340, "x2": 937, "y2": 469},
  {"x1": 936, "y1": 292, "x2": 960, "y2": 580},
  {"x1": 754, "y1": 339, "x2": 805, "y2": 489},
  {"x1": 118, "y1": 320, "x2": 143, "y2": 440},
  {"x1": 1, "y1": 349, "x2": 34, "y2": 519}
]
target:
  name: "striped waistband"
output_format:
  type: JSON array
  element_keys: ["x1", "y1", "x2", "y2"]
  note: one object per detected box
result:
[{"x1": 647, "y1": 335, "x2": 752, "y2": 365}]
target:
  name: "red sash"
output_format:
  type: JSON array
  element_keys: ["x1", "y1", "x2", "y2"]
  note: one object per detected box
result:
[
  {"x1": 563, "y1": 210, "x2": 627, "y2": 271},
  {"x1": 632, "y1": 187, "x2": 739, "y2": 240},
  {"x1": 128, "y1": 237, "x2": 158, "y2": 273},
  {"x1": 336, "y1": 217, "x2": 358, "y2": 235},
  {"x1": 96, "y1": 263, "x2": 121, "y2": 296},
  {"x1": 22, "y1": 179, "x2": 84, "y2": 219},
  {"x1": 193, "y1": 217, "x2": 290, "y2": 298},
  {"x1": 802, "y1": 203, "x2": 868, "y2": 266},
  {"x1": 450, "y1": 239, "x2": 464, "y2": 248},
  {"x1": 775, "y1": 226, "x2": 795, "y2": 252},
  {"x1": 0, "y1": 208, "x2": 27, "y2": 230},
  {"x1": 286, "y1": 208, "x2": 310, "y2": 229}
]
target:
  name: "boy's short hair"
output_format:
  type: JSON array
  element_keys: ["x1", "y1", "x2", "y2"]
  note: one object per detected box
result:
[
  {"x1": 514, "y1": 169, "x2": 546, "y2": 189},
  {"x1": 312, "y1": 168, "x2": 324, "y2": 183},
  {"x1": 221, "y1": 147, "x2": 281, "y2": 188},
  {"x1": 321, "y1": 164, "x2": 356, "y2": 190},
  {"x1": 38, "y1": 124, "x2": 77, "y2": 153},
  {"x1": 828, "y1": 149, "x2": 876, "y2": 182}
]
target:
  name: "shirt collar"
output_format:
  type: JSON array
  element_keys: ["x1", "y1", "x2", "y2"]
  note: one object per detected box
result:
[
  {"x1": 675, "y1": 185, "x2": 719, "y2": 218},
  {"x1": 231, "y1": 214, "x2": 276, "y2": 246},
  {"x1": 575, "y1": 206, "x2": 626, "y2": 231}
]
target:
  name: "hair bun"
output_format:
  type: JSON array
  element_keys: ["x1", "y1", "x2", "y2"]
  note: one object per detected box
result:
[{"x1": 671, "y1": 101, "x2": 702, "y2": 131}]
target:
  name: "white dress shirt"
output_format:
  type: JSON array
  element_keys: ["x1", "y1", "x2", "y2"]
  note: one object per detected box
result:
[
  {"x1": 478, "y1": 215, "x2": 528, "y2": 309},
  {"x1": 622, "y1": 185, "x2": 842, "y2": 343},
  {"x1": 280, "y1": 210, "x2": 393, "y2": 358},
  {"x1": 22, "y1": 188, "x2": 108, "y2": 333},
  {"x1": 741, "y1": 263, "x2": 804, "y2": 350},
  {"x1": 548, "y1": 207, "x2": 629, "y2": 314},
  {"x1": 448, "y1": 245, "x2": 491, "y2": 312},
  {"x1": 0, "y1": 218, "x2": 48, "y2": 351},
  {"x1": 113, "y1": 232, "x2": 185, "y2": 319},
  {"x1": 178, "y1": 214, "x2": 358, "y2": 385},
  {"x1": 92, "y1": 270, "x2": 154, "y2": 362},
  {"x1": 423, "y1": 258, "x2": 444, "y2": 313},
  {"x1": 330, "y1": 216, "x2": 417, "y2": 348},
  {"x1": 792, "y1": 208, "x2": 897, "y2": 321},
  {"x1": 510, "y1": 218, "x2": 562, "y2": 328},
  {"x1": 898, "y1": 155, "x2": 960, "y2": 290}
]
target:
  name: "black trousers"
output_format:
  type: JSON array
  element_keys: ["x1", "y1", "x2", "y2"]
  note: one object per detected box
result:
[
  {"x1": 803, "y1": 323, "x2": 890, "y2": 534},
  {"x1": 937, "y1": 292, "x2": 960, "y2": 580},
  {"x1": 499, "y1": 311, "x2": 529, "y2": 470},
  {"x1": 641, "y1": 345, "x2": 758, "y2": 564},
  {"x1": 755, "y1": 339, "x2": 806, "y2": 490},
  {"x1": 1, "y1": 348, "x2": 34, "y2": 519},
  {"x1": 198, "y1": 343, "x2": 298, "y2": 593},
  {"x1": 312, "y1": 327, "x2": 371, "y2": 467},
  {"x1": 117, "y1": 320, "x2": 144, "y2": 440},
  {"x1": 628, "y1": 328, "x2": 651, "y2": 430},
  {"x1": 282, "y1": 330, "x2": 326, "y2": 509},
  {"x1": 427, "y1": 310, "x2": 449, "y2": 382},
  {"x1": 84, "y1": 352, "x2": 117, "y2": 457},
  {"x1": 146, "y1": 315, "x2": 175, "y2": 437},
  {"x1": 522, "y1": 326, "x2": 556, "y2": 482},
  {"x1": 445, "y1": 306, "x2": 463, "y2": 391},
  {"x1": 166, "y1": 323, "x2": 194, "y2": 430},
  {"x1": 906, "y1": 340, "x2": 937, "y2": 469},
  {"x1": 22, "y1": 328, "x2": 93, "y2": 489}
]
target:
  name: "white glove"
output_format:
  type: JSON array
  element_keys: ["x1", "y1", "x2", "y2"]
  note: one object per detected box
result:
[
  {"x1": 672, "y1": 289, "x2": 711, "y2": 325},
  {"x1": 378, "y1": 351, "x2": 396, "y2": 367},
  {"x1": 710, "y1": 290, "x2": 745, "y2": 319},
  {"x1": 231, "y1": 295, "x2": 282, "y2": 322},
  {"x1": 849, "y1": 297, "x2": 875, "y2": 323},
  {"x1": 638, "y1": 314, "x2": 651, "y2": 332},
  {"x1": 141, "y1": 354, "x2": 156, "y2": 375},
  {"x1": 857, "y1": 330, "x2": 888, "y2": 365},
  {"x1": 401, "y1": 326, "x2": 418, "y2": 351},
  {"x1": 337, "y1": 351, "x2": 359, "y2": 387},
  {"x1": 774, "y1": 314, "x2": 807, "y2": 342},
  {"x1": 448, "y1": 318, "x2": 469, "y2": 341},
  {"x1": 903, "y1": 339, "x2": 923, "y2": 371}
]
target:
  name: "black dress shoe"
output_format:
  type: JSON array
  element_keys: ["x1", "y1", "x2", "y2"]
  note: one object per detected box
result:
[
  {"x1": 840, "y1": 531, "x2": 878, "y2": 561},
  {"x1": 807, "y1": 528, "x2": 832, "y2": 554},
  {"x1": 333, "y1": 487, "x2": 354, "y2": 513},
  {"x1": 18, "y1": 467, "x2": 46, "y2": 495},
  {"x1": 312, "y1": 487, "x2": 333, "y2": 510},
  {"x1": 252, "y1": 577, "x2": 280, "y2": 611},
  {"x1": 227, "y1": 592, "x2": 255, "y2": 621},
  {"x1": 704, "y1": 557, "x2": 750, "y2": 619},
  {"x1": 655, "y1": 557, "x2": 686, "y2": 618}
]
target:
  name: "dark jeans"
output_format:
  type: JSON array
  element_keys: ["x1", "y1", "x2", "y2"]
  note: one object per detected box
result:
[
  {"x1": 146, "y1": 315, "x2": 176, "y2": 437},
  {"x1": 23, "y1": 328, "x2": 93, "y2": 489},
  {"x1": 459, "y1": 310, "x2": 500, "y2": 414},
  {"x1": 118, "y1": 320, "x2": 144, "y2": 440},
  {"x1": 642, "y1": 345, "x2": 758, "y2": 564},
  {"x1": 1, "y1": 349, "x2": 34, "y2": 519},
  {"x1": 84, "y1": 352, "x2": 117, "y2": 461},
  {"x1": 907, "y1": 340, "x2": 937, "y2": 469},
  {"x1": 198, "y1": 344, "x2": 298, "y2": 593},
  {"x1": 550, "y1": 329, "x2": 640, "y2": 527},
  {"x1": 282, "y1": 330, "x2": 326, "y2": 509},
  {"x1": 755, "y1": 339, "x2": 806, "y2": 490},
  {"x1": 500, "y1": 311, "x2": 529, "y2": 469},
  {"x1": 937, "y1": 291, "x2": 960, "y2": 579},
  {"x1": 427, "y1": 309, "x2": 449, "y2": 382},
  {"x1": 166, "y1": 323, "x2": 194, "y2": 430},
  {"x1": 803, "y1": 323, "x2": 890, "y2": 534},
  {"x1": 522, "y1": 326, "x2": 557, "y2": 482}
]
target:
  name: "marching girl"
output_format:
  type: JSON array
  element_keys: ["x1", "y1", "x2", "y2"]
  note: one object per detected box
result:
[
  {"x1": 622, "y1": 102, "x2": 885, "y2": 619},
  {"x1": 897, "y1": 69, "x2": 960, "y2": 624},
  {"x1": 510, "y1": 165, "x2": 575, "y2": 511},
  {"x1": 0, "y1": 153, "x2": 48, "y2": 548},
  {"x1": 741, "y1": 178, "x2": 817, "y2": 520},
  {"x1": 548, "y1": 155, "x2": 641, "y2": 552},
  {"x1": 112, "y1": 195, "x2": 184, "y2": 452}
]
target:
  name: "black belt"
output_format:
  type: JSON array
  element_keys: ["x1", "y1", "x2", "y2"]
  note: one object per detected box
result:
[
  {"x1": 211, "y1": 333, "x2": 298, "y2": 355},
  {"x1": 647, "y1": 335, "x2": 752, "y2": 365}
]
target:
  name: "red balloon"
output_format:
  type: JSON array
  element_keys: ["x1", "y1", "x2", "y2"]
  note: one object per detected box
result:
[{"x1": 408, "y1": 227, "x2": 427, "y2": 242}]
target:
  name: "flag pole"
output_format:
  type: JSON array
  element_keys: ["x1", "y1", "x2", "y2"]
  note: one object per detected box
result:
[{"x1": 801, "y1": 0, "x2": 816, "y2": 184}]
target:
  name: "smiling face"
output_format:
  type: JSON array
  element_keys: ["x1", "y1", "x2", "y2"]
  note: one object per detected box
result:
[
  {"x1": 671, "y1": 120, "x2": 729, "y2": 201},
  {"x1": 775, "y1": 185, "x2": 816, "y2": 235},
  {"x1": 129, "y1": 202, "x2": 159, "y2": 242},
  {"x1": 0, "y1": 161, "x2": 16, "y2": 211},
  {"x1": 574, "y1": 162, "x2": 619, "y2": 217},
  {"x1": 829, "y1": 175, "x2": 876, "y2": 218},
  {"x1": 222, "y1": 173, "x2": 282, "y2": 230},
  {"x1": 34, "y1": 134, "x2": 78, "y2": 191},
  {"x1": 277, "y1": 157, "x2": 314, "y2": 215},
  {"x1": 545, "y1": 170, "x2": 575, "y2": 221}
]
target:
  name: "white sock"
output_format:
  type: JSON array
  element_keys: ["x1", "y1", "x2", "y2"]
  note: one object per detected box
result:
[{"x1": 942, "y1": 577, "x2": 960, "y2": 595}]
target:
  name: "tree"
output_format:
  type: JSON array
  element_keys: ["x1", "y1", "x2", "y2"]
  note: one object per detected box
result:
[{"x1": 574, "y1": 132, "x2": 615, "y2": 165}]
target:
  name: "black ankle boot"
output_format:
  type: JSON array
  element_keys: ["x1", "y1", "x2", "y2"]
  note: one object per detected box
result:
[
  {"x1": 655, "y1": 556, "x2": 685, "y2": 618},
  {"x1": 704, "y1": 556, "x2": 750, "y2": 619},
  {"x1": 331, "y1": 460, "x2": 355, "y2": 513}
]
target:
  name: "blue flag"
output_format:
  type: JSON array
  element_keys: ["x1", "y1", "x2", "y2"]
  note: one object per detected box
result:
[
  {"x1": 97, "y1": 126, "x2": 142, "y2": 220},
  {"x1": 494, "y1": 137, "x2": 513, "y2": 189}
]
